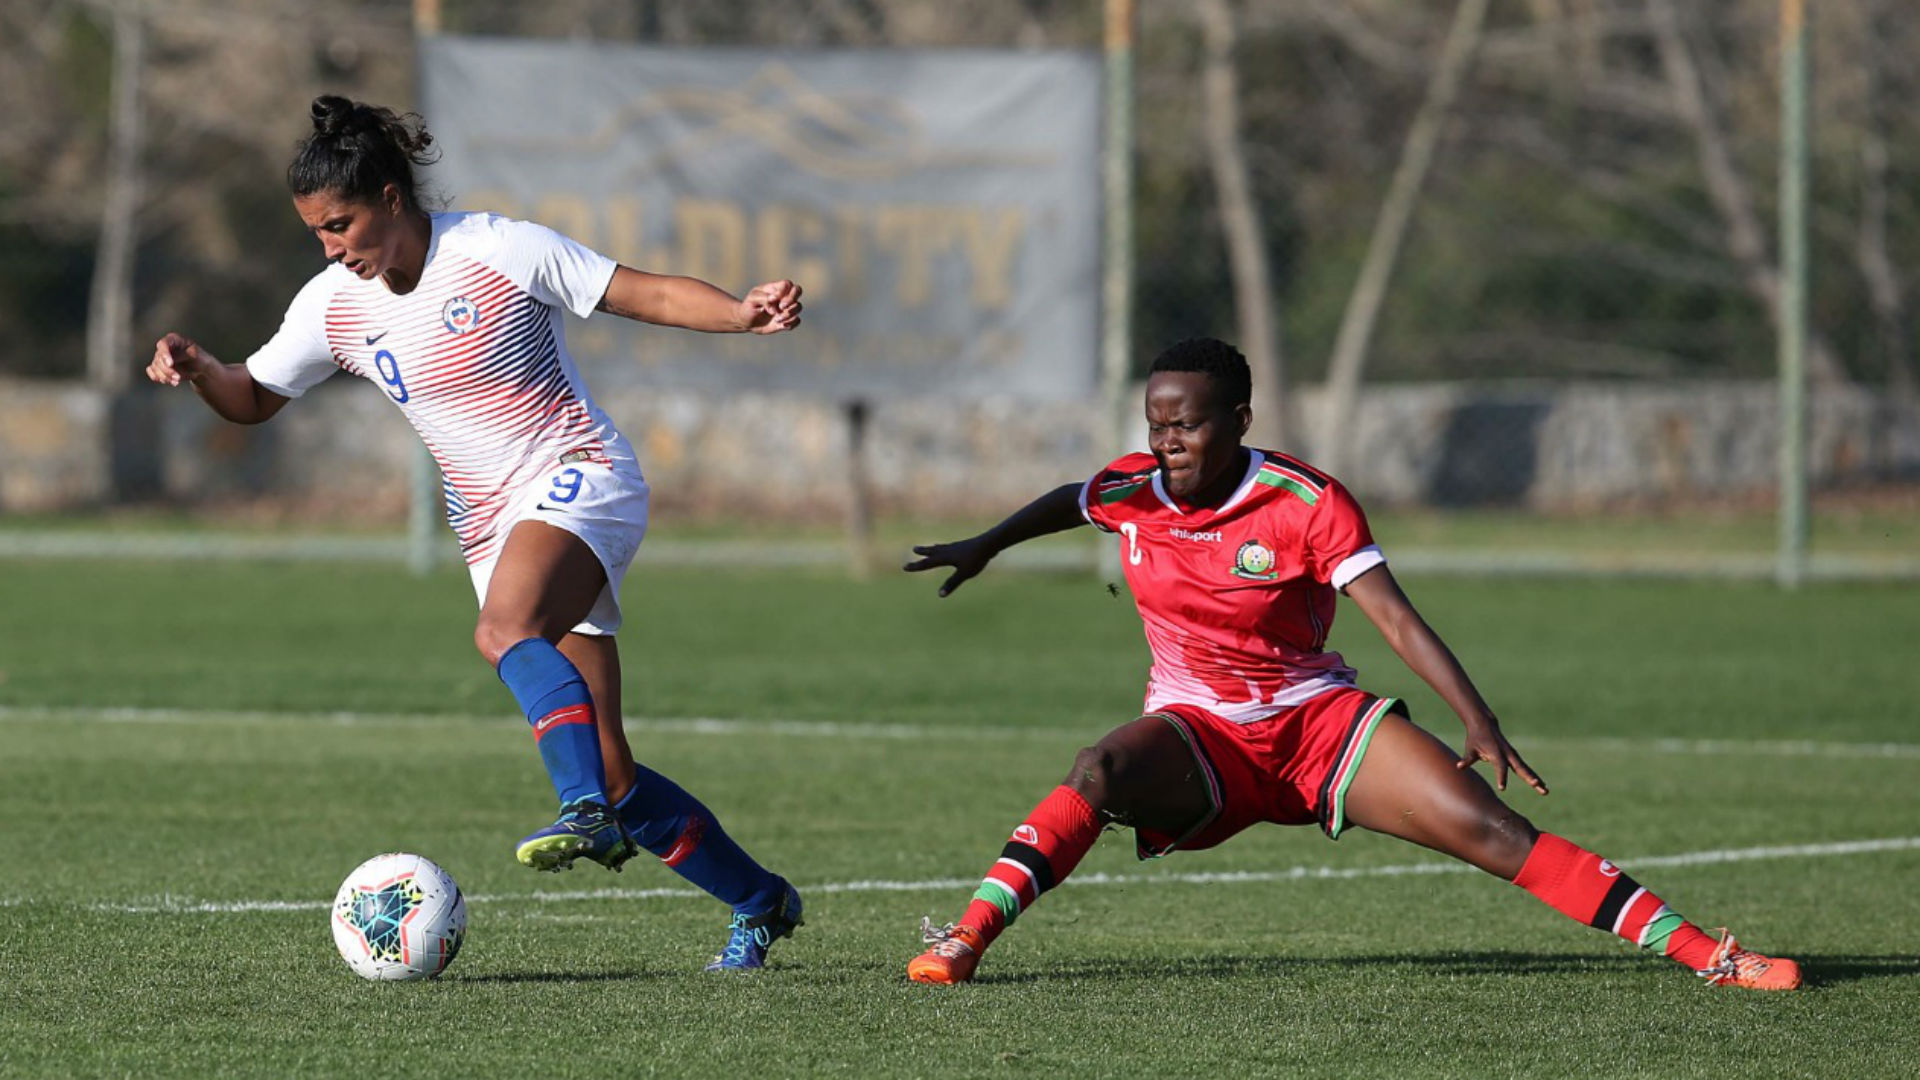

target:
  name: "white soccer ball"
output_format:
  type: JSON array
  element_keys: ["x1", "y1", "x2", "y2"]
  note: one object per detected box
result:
[{"x1": 330, "y1": 852, "x2": 467, "y2": 981}]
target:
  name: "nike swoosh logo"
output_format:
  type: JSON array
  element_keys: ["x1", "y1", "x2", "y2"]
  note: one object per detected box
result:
[
  {"x1": 365, "y1": 331, "x2": 388, "y2": 345},
  {"x1": 536, "y1": 502, "x2": 561, "y2": 512}
]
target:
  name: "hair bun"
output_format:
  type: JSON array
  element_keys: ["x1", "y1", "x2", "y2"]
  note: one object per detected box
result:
[{"x1": 310, "y1": 95, "x2": 363, "y2": 138}]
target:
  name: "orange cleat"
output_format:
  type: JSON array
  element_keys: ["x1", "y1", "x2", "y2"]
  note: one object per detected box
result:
[
  {"x1": 1696, "y1": 930, "x2": 1802, "y2": 991},
  {"x1": 908, "y1": 919, "x2": 985, "y2": 985}
]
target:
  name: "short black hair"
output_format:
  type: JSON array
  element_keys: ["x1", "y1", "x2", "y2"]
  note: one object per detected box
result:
[
  {"x1": 1148, "y1": 338, "x2": 1251, "y2": 410},
  {"x1": 287, "y1": 95, "x2": 439, "y2": 212}
]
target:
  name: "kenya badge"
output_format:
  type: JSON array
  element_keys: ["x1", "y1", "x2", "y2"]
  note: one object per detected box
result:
[{"x1": 1231, "y1": 538, "x2": 1278, "y2": 581}]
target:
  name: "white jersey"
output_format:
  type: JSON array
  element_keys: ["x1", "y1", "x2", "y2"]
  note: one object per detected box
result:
[{"x1": 246, "y1": 212, "x2": 628, "y2": 566}]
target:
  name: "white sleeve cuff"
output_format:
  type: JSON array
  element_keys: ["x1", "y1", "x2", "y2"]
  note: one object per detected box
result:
[
  {"x1": 1077, "y1": 477, "x2": 1112, "y2": 532},
  {"x1": 1330, "y1": 545, "x2": 1386, "y2": 591}
]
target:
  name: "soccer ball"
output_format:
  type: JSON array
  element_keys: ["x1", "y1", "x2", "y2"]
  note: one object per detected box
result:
[{"x1": 330, "y1": 852, "x2": 467, "y2": 981}]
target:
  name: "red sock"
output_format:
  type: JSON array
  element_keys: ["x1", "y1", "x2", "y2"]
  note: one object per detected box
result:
[
  {"x1": 958, "y1": 785, "x2": 1101, "y2": 949},
  {"x1": 1513, "y1": 833, "x2": 1717, "y2": 969}
]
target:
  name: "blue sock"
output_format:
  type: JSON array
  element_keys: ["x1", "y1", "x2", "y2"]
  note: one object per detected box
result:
[
  {"x1": 497, "y1": 637, "x2": 606, "y2": 807},
  {"x1": 616, "y1": 765, "x2": 782, "y2": 914}
]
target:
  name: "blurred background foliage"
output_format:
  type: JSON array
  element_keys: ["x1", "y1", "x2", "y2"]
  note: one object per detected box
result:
[{"x1": 3, "y1": 0, "x2": 1913, "y2": 394}]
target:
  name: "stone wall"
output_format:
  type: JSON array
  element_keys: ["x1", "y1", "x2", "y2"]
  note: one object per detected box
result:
[
  {"x1": 0, "y1": 380, "x2": 110, "y2": 511},
  {"x1": 1290, "y1": 382, "x2": 1920, "y2": 509},
  {"x1": 3, "y1": 376, "x2": 1914, "y2": 519}
]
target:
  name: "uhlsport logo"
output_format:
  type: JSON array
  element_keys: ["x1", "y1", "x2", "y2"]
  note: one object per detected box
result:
[
  {"x1": 1599, "y1": 860, "x2": 1622, "y2": 878},
  {"x1": 442, "y1": 296, "x2": 481, "y2": 335},
  {"x1": 1231, "y1": 539, "x2": 1278, "y2": 580},
  {"x1": 1011, "y1": 825, "x2": 1040, "y2": 846}
]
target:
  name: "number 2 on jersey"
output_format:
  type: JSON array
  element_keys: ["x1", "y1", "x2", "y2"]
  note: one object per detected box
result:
[
  {"x1": 373, "y1": 349, "x2": 410, "y2": 404},
  {"x1": 1119, "y1": 521, "x2": 1143, "y2": 566}
]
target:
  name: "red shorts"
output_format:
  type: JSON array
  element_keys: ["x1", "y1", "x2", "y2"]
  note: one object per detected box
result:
[{"x1": 1133, "y1": 688, "x2": 1404, "y2": 858}]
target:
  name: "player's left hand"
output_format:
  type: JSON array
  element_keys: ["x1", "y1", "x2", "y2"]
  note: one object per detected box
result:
[
  {"x1": 1457, "y1": 718, "x2": 1549, "y2": 796},
  {"x1": 739, "y1": 280, "x2": 803, "y2": 334}
]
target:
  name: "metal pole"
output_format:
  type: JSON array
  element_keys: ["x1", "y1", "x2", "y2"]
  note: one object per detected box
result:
[
  {"x1": 1776, "y1": 0, "x2": 1809, "y2": 588},
  {"x1": 1099, "y1": 0, "x2": 1136, "y2": 582},
  {"x1": 844, "y1": 399, "x2": 874, "y2": 581},
  {"x1": 407, "y1": 0, "x2": 443, "y2": 576}
]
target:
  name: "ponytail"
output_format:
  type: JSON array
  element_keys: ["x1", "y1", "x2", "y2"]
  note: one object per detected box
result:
[{"x1": 287, "y1": 95, "x2": 440, "y2": 212}]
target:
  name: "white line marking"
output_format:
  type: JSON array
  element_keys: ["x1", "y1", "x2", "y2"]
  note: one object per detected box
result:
[
  {"x1": 6, "y1": 705, "x2": 1920, "y2": 759},
  {"x1": 29, "y1": 836, "x2": 1920, "y2": 916},
  {"x1": 517, "y1": 913, "x2": 618, "y2": 925},
  {"x1": 0, "y1": 706, "x2": 1066, "y2": 742},
  {"x1": 1565, "y1": 736, "x2": 1920, "y2": 761}
]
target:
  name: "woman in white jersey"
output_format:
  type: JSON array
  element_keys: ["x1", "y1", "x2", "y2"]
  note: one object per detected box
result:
[{"x1": 147, "y1": 96, "x2": 803, "y2": 971}]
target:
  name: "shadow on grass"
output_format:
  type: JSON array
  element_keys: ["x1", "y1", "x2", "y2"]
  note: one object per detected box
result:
[
  {"x1": 442, "y1": 952, "x2": 1920, "y2": 989},
  {"x1": 453, "y1": 960, "x2": 832, "y2": 985},
  {"x1": 1797, "y1": 955, "x2": 1920, "y2": 987},
  {"x1": 975, "y1": 950, "x2": 1920, "y2": 989},
  {"x1": 452, "y1": 970, "x2": 675, "y2": 985},
  {"x1": 974, "y1": 950, "x2": 1638, "y2": 986}
]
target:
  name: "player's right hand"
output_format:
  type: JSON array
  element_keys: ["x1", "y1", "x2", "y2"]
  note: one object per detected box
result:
[
  {"x1": 904, "y1": 537, "x2": 994, "y2": 597},
  {"x1": 1457, "y1": 717, "x2": 1549, "y2": 796},
  {"x1": 148, "y1": 332, "x2": 209, "y2": 387}
]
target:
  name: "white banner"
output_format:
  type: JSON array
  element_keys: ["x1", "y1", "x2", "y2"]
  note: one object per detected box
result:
[{"x1": 420, "y1": 37, "x2": 1101, "y2": 401}]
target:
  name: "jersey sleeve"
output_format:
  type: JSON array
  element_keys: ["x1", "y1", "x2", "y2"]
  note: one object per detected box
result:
[
  {"x1": 244, "y1": 270, "x2": 342, "y2": 398},
  {"x1": 1302, "y1": 480, "x2": 1385, "y2": 590},
  {"x1": 495, "y1": 218, "x2": 618, "y2": 318},
  {"x1": 1078, "y1": 453, "x2": 1158, "y2": 534}
]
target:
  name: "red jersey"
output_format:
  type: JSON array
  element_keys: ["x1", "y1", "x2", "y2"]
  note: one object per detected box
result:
[{"x1": 1078, "y1": 449, "x2": 1386, "y2": 724}]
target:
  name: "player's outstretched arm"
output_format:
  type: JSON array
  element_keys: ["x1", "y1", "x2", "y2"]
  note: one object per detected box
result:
[
  {"x1": 595, "y1": 266, "x2": 802, "y2": 334},
  {"x1": 1344, "y1": 565, "x2": 1549, "y2": 796},
  {"x1": 147, "y1": 333, "x2": 289, "y2": 425},
  {"x1": 905, "y1": 482, "x2": 1086, "y2": 597}
]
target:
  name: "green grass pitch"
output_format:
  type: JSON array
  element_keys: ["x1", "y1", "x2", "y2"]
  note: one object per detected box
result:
[{"x1": 2, "y1": 557, "x2": 1918, "y2": 1078}]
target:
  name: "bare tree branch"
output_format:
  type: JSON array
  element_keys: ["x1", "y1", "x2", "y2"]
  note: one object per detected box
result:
[
  {"x1": 1855, "y1": 0, "x2": 1914, "y2": 401},
  {"x1": 1195, "y1": 0, "x2": 1288, "y2": 448},
  {"x1": 1467, "y1": 114, "x2": 1730, "y2": 252},
  {"x1": 1297, "y1": 0, "x2": 1426, "y2": 74},
  {"x1": 1320, "y1": 0, "x2": 1490, "y2": 475},
  {"x1": 86, "y1": 0, "x2": 143, "y2": 393},
  {"x1": 1646, "y1": 0, "x2": 1845, "y2": 383}
]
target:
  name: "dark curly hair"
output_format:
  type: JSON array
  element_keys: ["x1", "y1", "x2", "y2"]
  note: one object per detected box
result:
[
  {"x1": 287, "y1": 95, "x2": 440, "y2": 212},
  {"x1": 1148, "y1": 338, "x2": 1252, "y2": 411}
]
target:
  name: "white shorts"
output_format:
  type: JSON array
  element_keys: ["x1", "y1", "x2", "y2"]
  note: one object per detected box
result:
[{"x1": 466, "y1": 457, "x2": 650, "y2": 636}]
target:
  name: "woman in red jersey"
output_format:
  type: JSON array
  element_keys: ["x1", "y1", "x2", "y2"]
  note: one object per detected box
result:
[{"x1": 903, "y1": 337, "x2": 1798, "y2": 991}]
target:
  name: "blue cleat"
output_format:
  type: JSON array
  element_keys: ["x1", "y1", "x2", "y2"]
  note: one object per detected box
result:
[
  {"x1": 515, "y1": 800, "x2": 638, "y2": 873},
  {"x1": 704, "y1": 879, "x2": 804, "y2": 972}
]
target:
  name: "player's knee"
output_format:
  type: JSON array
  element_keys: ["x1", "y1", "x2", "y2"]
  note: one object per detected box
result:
[
  {"x1": 472, "y1": 614, "x2": 528, "y2": 667},
  {"x1": 1468, "y1": 808, "x2": 1539, "y2": 877},
  {"x1": 1064, "y1": 743, "x2": 1123, "y2": 804},
  {"x1": 1065, "y1": 738, "x2": 1158, "y2": 817}
]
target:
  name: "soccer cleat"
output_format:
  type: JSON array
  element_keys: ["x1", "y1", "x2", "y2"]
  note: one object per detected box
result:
[
  {"x1": 907, "y1": 918, "x2": 984, "y2": 985},
  {"x1": 704, "y1": 879, "x2": 804, "y2": 972},
  {"x1": 514, "y1": 800, "x2": 638, "y2": 873},
  {"x1": 1696, "y1": 929, "x2": 1802, "y2": 991}
]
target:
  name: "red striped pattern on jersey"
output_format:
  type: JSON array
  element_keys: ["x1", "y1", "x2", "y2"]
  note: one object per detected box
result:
[{"x1": 322, "y1": 253, "x2": 612, "y2": 565}]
